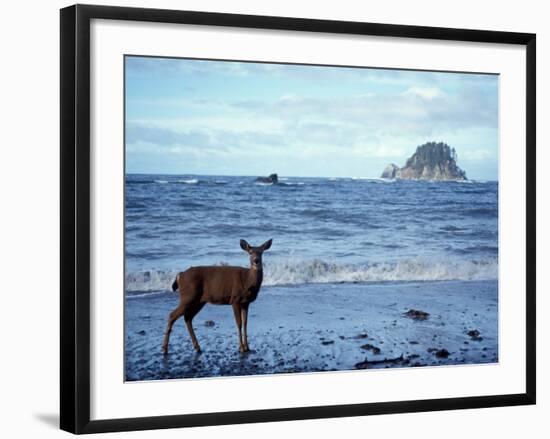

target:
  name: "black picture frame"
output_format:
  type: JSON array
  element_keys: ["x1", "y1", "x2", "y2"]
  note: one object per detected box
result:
[{"x1": 60, "y1": 4, "x2": 536, "y2": 434}]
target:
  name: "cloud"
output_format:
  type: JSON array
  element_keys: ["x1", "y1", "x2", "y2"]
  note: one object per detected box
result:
[
  {"x1": 125, "y1": 57, "x2": 498, "y2": 178},
  {"x1": 403, "y1": 86, "x2": 442, "y2": 100},
  {"x1": 127, "y1": 56, "x2": 498, "y2": 87},
  {"x1": 126, "y1": 121, "x2": 286, "y2": 158},
  {"x1": 127, "y1": 78, "x2": 497, "y2": 165},
  {"x1": 126, "y1": 57, "x2": 294, "y2": 78},
  {"x1": 126, "y1": 123, "x2": 210, "y2": 147},
  {"x1": 461, "y1": 149, "x2": 495, "y2": 161},
  {"x1": 224, "y1": 82, "x2": 496, "y2": 139}
]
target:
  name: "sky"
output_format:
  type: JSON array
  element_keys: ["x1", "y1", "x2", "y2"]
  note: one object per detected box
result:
[{"x1": 125, "y1": 56, "x2": 499, "y2": 180}]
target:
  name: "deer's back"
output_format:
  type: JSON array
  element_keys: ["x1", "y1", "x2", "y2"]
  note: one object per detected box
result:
[{"x1": 179, "y1": 266, "x2": 249, "y2": 304}]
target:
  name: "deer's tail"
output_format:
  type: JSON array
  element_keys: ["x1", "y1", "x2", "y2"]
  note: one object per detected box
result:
[{"x1": 171, "y1": 276, "x2": 179, "y2": 292}]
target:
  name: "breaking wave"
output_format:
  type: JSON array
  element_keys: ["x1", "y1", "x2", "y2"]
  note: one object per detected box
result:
[
  {"x1": 263, "y1": 257, "x2": 497, "y2": 286},
  {"x1": 124, "y1": 257, "x2": 497, "y2": 294}
]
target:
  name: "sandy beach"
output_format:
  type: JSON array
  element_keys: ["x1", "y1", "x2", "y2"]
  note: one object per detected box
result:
[{"x1": 125, "y1": 279, "x2": 498, "y2": 381}]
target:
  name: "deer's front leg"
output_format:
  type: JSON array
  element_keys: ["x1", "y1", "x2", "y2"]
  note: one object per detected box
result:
[
  {"x1": 241, "y1": 303, "x2": 250, "y2": 352},
  {"x1": 232, "y1": 303, "x2": 245, "y2": 352}
]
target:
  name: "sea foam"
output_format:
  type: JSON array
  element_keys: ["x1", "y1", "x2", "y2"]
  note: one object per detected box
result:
[
  {"x1": 124, "y1": 257, "x2": 498, "y2": 294},
  {"x1": 177, "y1": 178, "x2": 199, "y2": 184}
]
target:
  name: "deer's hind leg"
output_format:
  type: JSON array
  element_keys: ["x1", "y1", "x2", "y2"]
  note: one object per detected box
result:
[
  {"x1": 184, "y1": 302, "x2": 205, "y2": 353},
  {"x1": 162, "y1": 303, "x2": 186, "y2": 355}
]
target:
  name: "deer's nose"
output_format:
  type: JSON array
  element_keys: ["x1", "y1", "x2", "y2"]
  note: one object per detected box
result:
[{"x1": 253, "y1": 257, "x2": 260, "y2": 264}]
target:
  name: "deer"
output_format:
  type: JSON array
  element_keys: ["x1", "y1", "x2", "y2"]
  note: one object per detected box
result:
[{"x1": 162, "y1": 239, "x2": 272, "y2": 355}]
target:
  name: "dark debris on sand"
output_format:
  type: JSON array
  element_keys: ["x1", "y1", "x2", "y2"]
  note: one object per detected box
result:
[
  {"x1": 434, "y1": 349, "x2": 451, "y2": 358},
  {"x1": 404, "y1": 309, "x2": 430, "y2": 320},
  {"x1": 360, "y1": 343, "x2": 381, "y2": 354},
  {"x1": 467, "y1": 329, "x2": 483, "y2": 341},
  {"x1": 354, "y1": 354, "x2": 409, "y2": 369}
]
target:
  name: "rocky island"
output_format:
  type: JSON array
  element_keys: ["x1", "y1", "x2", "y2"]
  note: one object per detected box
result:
[
  {"x1": 255, "y1": 173, "x2": 278, "y2": 184},
  {"x1": 381, "y1": 142, "x2": 467, "y2": 181}
]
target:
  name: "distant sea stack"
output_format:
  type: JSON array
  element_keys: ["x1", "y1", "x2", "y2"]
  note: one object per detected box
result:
[
  {"x1": 255, "y1": 173, "x2": 278, "y2": 184},
  {"x1": 381, "y1": 164, "x2": 400, "y2": 179},
  {"x1": 381, "y1": 142, "x2": 467, "y2": 181}
]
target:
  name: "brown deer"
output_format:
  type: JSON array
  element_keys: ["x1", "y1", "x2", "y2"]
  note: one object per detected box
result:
[{"x1": 162, "y1": 239, "x2": 272, "y2": 355}]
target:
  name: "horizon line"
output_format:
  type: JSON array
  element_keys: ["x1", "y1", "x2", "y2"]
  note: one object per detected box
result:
[{"x1": 125, "y1": 172, "x2": 498, "y2": 182}]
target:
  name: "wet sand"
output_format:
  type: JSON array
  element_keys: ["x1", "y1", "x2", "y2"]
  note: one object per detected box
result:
[{"x1": 125, "y1": 280, "x2": 498, "y2": 381}]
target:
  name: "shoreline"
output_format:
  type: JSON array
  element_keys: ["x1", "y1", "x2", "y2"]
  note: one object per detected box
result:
[{"x1": 125, "y1": 279, "x2": 498, "y2": 381}]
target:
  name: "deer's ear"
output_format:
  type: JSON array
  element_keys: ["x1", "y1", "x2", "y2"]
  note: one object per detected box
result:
[
  {"x1": 240, "y1": 239, "x2": 251, "y2": 252},
  {"x1": 261, "y1": 239, "x2": 272, "y2": 251}
]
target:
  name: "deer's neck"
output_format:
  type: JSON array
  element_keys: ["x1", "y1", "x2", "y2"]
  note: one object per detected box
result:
[{"x1": 246, "y1": 267, "x2": 263, "y2": 291}]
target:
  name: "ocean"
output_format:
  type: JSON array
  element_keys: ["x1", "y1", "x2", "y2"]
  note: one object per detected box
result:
[{"x1": 124, "y1": 174, "x2": 498, "y2": 295}]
